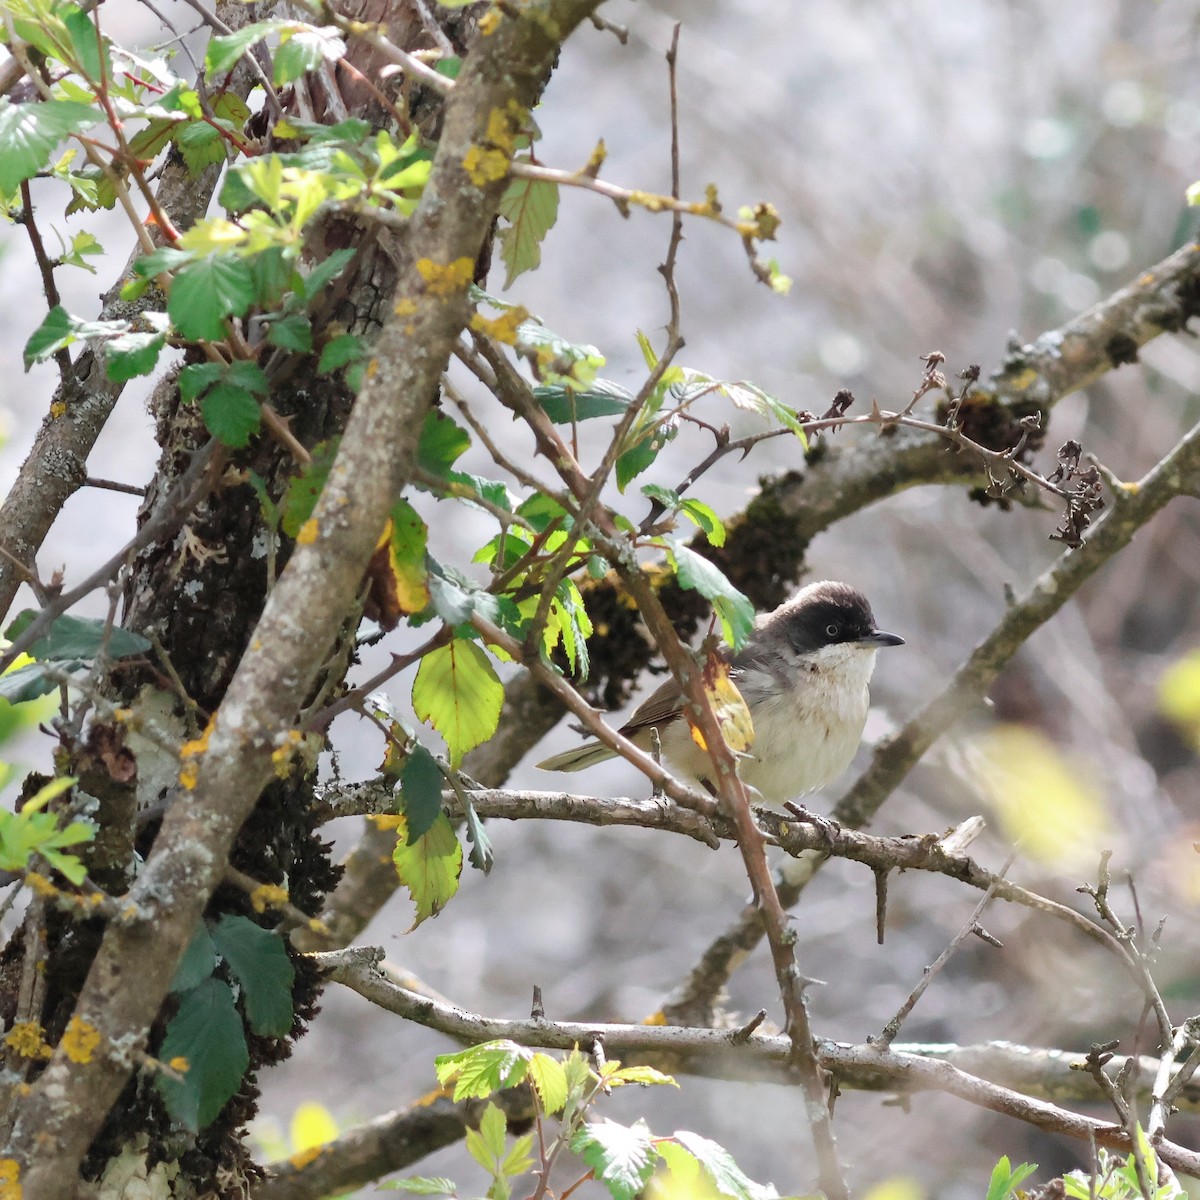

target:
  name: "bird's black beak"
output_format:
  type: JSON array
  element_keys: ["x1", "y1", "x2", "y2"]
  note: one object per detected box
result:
[{"x1": 863, "y1": 629, "x2": 905, "y2": 647}]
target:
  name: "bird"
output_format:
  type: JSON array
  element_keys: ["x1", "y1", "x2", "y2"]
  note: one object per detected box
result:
[{"x1": 536, "y1": 580, "x2": 903, "y2": 806}]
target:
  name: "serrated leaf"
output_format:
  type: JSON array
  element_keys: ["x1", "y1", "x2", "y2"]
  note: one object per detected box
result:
[
  {"x1": 527, "y1": 1053, "x2": 568, "y2": 1114},
  {"x1": 418, "y1": 409, "x2": 470, "y2": 479},
  {"x1": 170, "y1": 255, "x2": 256, "y2": 340},
  {"x1": 393, "y1": 811, "x2": 462, "y2": 928},
  {"x1": 425, "y1": 559, "x2": 500, "y2": 628},
  {"x1": 669, "y1": 1131, "x2": 777, "y2": 1200},
  {"x1": 412, "y1": 640, "x2": 503, "y2": 768},
  {"x1": 281, "y1": 438, "x2": 339, "y2": 537},
  {"x1": 205, "y1": 20, "x2": 277, "y2": 75},
  {"x1": 176, "y1": 118, "x2": 231, "y2": 174},
  {"x1": 23, "y1": 305, "x2": 76, "y2": 367},
  {"x1": 210, "y1": 914, "x2": 295, "y2": 1038},
  {"x1": 533, "y1": 380, "x2": 631, "y2": 424},
  {"x1": 65, "y1": 7, "x2": 109, "y2": 83},
  {"x1": 400, "y1": 740, "x2": 444, "y2": 842},
  {"x1": 201, "y1": 384, "x2": 261, "y2": 448},
  {"x1": 0, "y1": 98, "x2": 98, "y2": 193},
  {"x1": 571, "y1": 1119, "x2": 656, "y2": 1200},
  {"x1": 267, "y1": 314, "x2": 313, "y2": 352},
  {"x1": 26, "y1": 613, "x2": 150, "y2": 661},
  {"x1": 104, "y1": 329, "x2": 166, "y2": 381},
  {"x1": 615, "y1": 420, "x2": 677, "y2": 492},
  {"x1": 377, "y1": 499, "x2": 431, "y2": 619},
  {"x1": 0, "y1": 661, "x2": 61, "y2": 703},
  {"x1": 663, "y1": 540, "x2": 754, "y2": 651},
  {"x1": 435, "y1": 1042, "x2": 529, "y2": 1101},
  {"x1": 461, "y1": 792, "x2": 493, "y2": 874},
  {"x1": 156, "y1": 977, "x2": 249, "y2": 1131},
  {"x1": 608, "y1": 1064, "x2": 677, "y2": 1088},
  {"x1": 497, "y1": 175, "x2": 558, "y2": 288},
  {"x1": 300, "y1": 248, "x2": 356, "y2": 300},
  {"x1": 380, "y1": 1177, "x2": 459, "y2": 1195},
  {"x1": 274, "y1": 25, "x2": 346, "y2": 84},
  {"x1": 317, "y1": 332, "x2": 365, "y2": 374},
  {"x1": 171, "y1": 923, "x2": 217, "y2": 993}
]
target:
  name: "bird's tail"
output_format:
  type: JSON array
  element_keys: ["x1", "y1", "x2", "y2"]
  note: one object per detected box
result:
[{"x1": 536, "y1": 741, "x2": 616, "y2": 773}]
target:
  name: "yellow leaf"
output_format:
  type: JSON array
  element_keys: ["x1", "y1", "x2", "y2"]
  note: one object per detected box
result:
[
  {"x1": 290, "y1": 1100, "x2": 339, "y2": 1153},
  {"x1": 393, "y1": 811, "x2": 462, "y2": 929},
  {"x1": 688, "y1": 652, "x2": 755, "y2": 756},
  {"x1": 1158, "y1": 650, "x2": 1200, "y2": 747},
  {"x1": 862, "y1": 1179, "x2": 925, "y2": 1200},
  {"x1": 971, "y1": 725, "x2": 1111, "y2": 868}
]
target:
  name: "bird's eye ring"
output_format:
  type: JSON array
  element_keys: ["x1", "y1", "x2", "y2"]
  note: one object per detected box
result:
[{"x1": 825, "y1": 623, "x2": 839, "y2": 638}]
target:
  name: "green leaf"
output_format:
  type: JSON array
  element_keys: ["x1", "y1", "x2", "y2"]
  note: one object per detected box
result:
[
  {"x1": 156, "y1": 977, "x2": 249, "y2": 1131},
  {"x1": 571, "y1": 1119, "x2": 657, "y2": 1200},
  {"x1": 175, "y1": 118, "x2": 231, "y2": 174},
  {"x1": 171, "y1": 923, "x2": 217, "y2": 993},
  {"x1": 400, "y1": 741, "x2": 444, "y2": 843},
  {"x1": 668, "y1": 1131, "x2": 777, "y2": 1200},
  {"x1": 527, "y1": 1053, "x2": 568, "y2": 1115},
  {"x1": 60, "y1": 229, "x2": 103, "y2": 273},
  {"x1": 379, "y1": 1178, "x2": 459, "y2": 1195},
  {"x1": 393, "y1": 811, "x2": 462, "y2": 928},
  {"x1": 412, "y1": 639, "x2": 503, "y2": 768},
  {"x1": 0, "y1": 98, "x2": 98, "y2": 193},
  {"x1": 205, "y1": 20, "x2": 277, "y2": 75},
  {"x1": 0, "y1": 661, "x2": 61, "y2": 703},
  {"x1": 663, "y1": 540, "x2": 754, "y2": 651},
  {"x1": 281, "y1": 439, "x2": 339, "y2": 537},
  {"x1": 179, "y1": 362, "x2": 223, "y2": 404},
  {"x1": 274, "y1": 25, "x2": 346, "y2": 84},
  {"x1": 435, "y1": 1041, "x2": 529, "y2": 1101},
  {"x1": 317, "y1": 332, "x2": 365, "y2": 374},
  {"x1": 299, "y1": 248, "x2": 356, "y2": 300},
  {"x1": 201, "y1": 384, "x2": 261, "y2": 448},
  {"x1": 104, "y1": 329, "x2": 166, "y2": 381},
  {"x1": 65, "y1": 7, "x2": 108, "y2": 83},
  {"x1": 25, "y1": 613, "x2": 150, "y2": 661},
  {"x1": 615, "y1": 426, "x2": 671, "y2": 492},
  {"x1": 497, "y1": 175, "x2": 558, "y2": 288},
  {"x1": 266, "y1": 314, "x2": 313, "y2": 352},
  {"x1": 425, "y1": 559, "x2": 500, "y2": 628},
  {"x1": 516, "y1": 320, "x2": 604, "y2": 389},
  {"x1": 23, "y1": 306, "x2": 75, "y2": 367},
  {"x1": 462, "y1": 791, "x2": 494, "y2": 874},
  {"x1": 417, "y1": 410, "x2": 470, "y2": 479},
  {"x1": 533, "y1": 380, "x2": 632, "y2": 424},
  {"x1": 170, "y1": 255, "x2": 256, "y2": 340},
  {"x1": 210, "y1": 914, "x2": 295, "y2": 1038}
]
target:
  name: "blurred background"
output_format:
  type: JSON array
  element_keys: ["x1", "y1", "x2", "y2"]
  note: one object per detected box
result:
[{"x1": 3, "y1": 0, "x2": 1200, "y2": 1194}]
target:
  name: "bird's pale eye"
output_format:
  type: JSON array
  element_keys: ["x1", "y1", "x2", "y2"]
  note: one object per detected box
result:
[{"x1": 825, "y1": 623, "x2": 839, "y2": 639}]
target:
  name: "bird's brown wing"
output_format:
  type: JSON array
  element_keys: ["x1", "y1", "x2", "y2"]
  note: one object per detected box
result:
[{"x1": 619, "y1": 674, "x2": 685, "y2": 736}]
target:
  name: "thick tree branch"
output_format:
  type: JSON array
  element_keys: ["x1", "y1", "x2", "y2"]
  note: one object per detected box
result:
[
  {"x1": 306, "y1": 949, "x2": 1200, "y2": 1183},
  {"x1": 4, "y1": 5, "x2": 604, "y2": 1192},
  {"x1": 0, "y1": 0, "x2": 272, "y2": 626},
  {"x1": 666, "y1": 410, "x2": 1200, "y2": 1025}
]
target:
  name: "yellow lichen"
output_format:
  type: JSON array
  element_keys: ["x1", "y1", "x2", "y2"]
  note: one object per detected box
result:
[
  {"x1": 49, "y1": 400, "x2": 67, "y2": 419},
  {"x1": 4, "y1": 1021, "x2": 52, "y2": 1060},
  {"x1": 168, "y1": 1056, "x2": 190, "y2": 1073},
  {"x1": 178, "y1": 718, "x2": 214, "y2": 789},
  {"x1": 24, "y1": 873, "x2": 56, "y2": 899},
  {"x1": 415, "y1": 257, "x2": 474, "y2": 297},
  {"x1": 251, "y1": 883, "x2": 290, "y2": 913},
  {"x1": 296, "y1": 517, "x2": 319, "y2": 545},
  {"x1": 394, "y1": 298, "x2": 418, "y2": 317},
  {"x1": 61, "y1": 1016, "x2": 101, "y2": 1064},
  {"x1": 478, "y1": 8, "x2": 501, "y2": 35},
  {"x1": 469, "y1": 307, "x2": 528, "y2": 345},
  {"x1": 0, "y1": 1157, "x2": 21, "y2": 1200},
  {"x1": 463, "y1": 144, "x2": 509, "y2": 186},
  {"x1": 271, "y1": 729, "x2": 303, "y2": 780}
]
